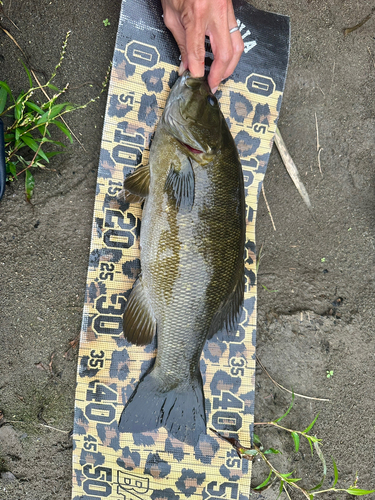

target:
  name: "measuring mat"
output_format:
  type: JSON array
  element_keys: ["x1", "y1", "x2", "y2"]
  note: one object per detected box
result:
[{"x1": 72, "y1": 1, "x2": 289, "y2": 499}]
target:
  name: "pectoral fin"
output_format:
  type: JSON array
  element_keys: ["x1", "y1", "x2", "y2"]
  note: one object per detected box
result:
[
  {"x1": 208, "y1": 270, "x2": 245, "y2": 339},
  {"x1": 120, "y1": 164, "x2": 150, "y2": 204},
  {"x1": 164, "y1": 158, "x2": 195, "y2": 212},
  {"x1": 123, "y1": 277, "x2": 156, "y2": 345}
]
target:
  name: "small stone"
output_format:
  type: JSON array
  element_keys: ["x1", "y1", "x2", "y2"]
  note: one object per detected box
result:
[
  {"x1": 0, "y1": 426, "x2": 22, "y2": 459},
  {"x1": 1, "y1": 471, "x2": 17, "y2": 482}
]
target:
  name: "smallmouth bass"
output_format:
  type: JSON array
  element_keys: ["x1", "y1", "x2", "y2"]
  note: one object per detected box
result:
[{"x1": 118, "y1": 72, "x2": 245, "y2": 446}]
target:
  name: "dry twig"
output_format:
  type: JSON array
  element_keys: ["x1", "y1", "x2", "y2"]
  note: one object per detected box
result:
[
  {"x1": 343, "y1": 7, "x2": 375, "y2": 36},
  {"x1": 261, "y1": 184, "x2": 276, "y2": 231},
  {"x1": 256, "y1": 355, "x2": 330, "y2": 402},
  {"x1": 7, "y1": 420, "x2": 69, "y2": 434},
  {"x1": 274, "y1": 127, "x2": 312, "y2": 209},
  {"x1": 314, "y1": 112, "x2": 323, "y2": 177}
]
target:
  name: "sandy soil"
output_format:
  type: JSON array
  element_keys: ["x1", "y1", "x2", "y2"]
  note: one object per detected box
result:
[{"x1": 1, "y1": 0, "x2": 375, "y2": 499}]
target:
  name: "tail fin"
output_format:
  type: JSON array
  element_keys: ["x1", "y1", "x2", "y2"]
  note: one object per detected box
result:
[{"x1": 119, "y1": 370, "x2": 206, "y2": 446}]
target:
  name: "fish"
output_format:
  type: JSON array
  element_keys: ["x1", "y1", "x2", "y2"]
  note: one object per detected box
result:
[{"x1": 118, "y1": 71, "x2": 245, "y2": 446}]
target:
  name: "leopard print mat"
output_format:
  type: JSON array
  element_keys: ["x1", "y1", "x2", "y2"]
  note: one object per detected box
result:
[{"x1": 72, "y1": 1, "x2": 289, "y2": 498}]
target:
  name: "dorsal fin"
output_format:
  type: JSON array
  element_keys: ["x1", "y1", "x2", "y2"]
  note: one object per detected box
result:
[{"x1": 208, "y1": 270, "x2": 245, "y2": 339}]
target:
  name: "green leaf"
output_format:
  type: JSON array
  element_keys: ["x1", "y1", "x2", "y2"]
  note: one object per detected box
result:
[
  {"x1": 44, "y1": 151, "x2": 62, "y2": 159},
  {"x1": 308, "y1": 476, "x2": 325, "y2": 492},
  {"x1": 15, "y1": 101, "x2": 23, "y2": 120},
  {"x1": 4, "y1": 133, "x2": 15, "y2": 142},
  {"x1": 253, "y1": 433, "x2": 261, "y2": 445},
  {"x1": 264, "y1": 448, "x2": 281, "y2": 454},
  {"x1": 0, "y1": 81, "x2": 15, "y2": 102},
  {"x1": 25, "y1": 169, "x2": 35, "y2": 200},
  {"x1": 284, "y1": 477, "x2": 302, "y2": 484},
  {"x1": 36, "y1": 112, "x2": 50, "y2": 125},
  {"x1": 15, "y1": 128, "x2": 22, "y2": 141},
  {"x1": 345, "y1": 489, "x2": 375, "y2": 496},
  {"x1": 254, "y1": 470, "x2": 273, "y2": 490},
  {"x1": 21, "y1": 136, "x2": 49, "y2": 164},
  {"x1": 47, "y1": 83, "x2": 60, "y2": 92},
  {"x1": 21, "y1": 135, "x2": 39, "y2": 153},
  {"x1": 37, "y1": 103, "x2": 67, "y2": 125},
  {"x1": 0, "y1": 87, "x2": 8, "y2": 114},
  {"x1": 279, "y1": 471, "x2": 296, "y2": 479},
  {"x1": 40, "y1": 138, "x2": 65, "y2": 147},
  {"x1": 20, "y1": 59, "x2": 33, "y2": 88},
  {"x1": 243, "y1": 449, "x2": 258, "y2": 456},
  {"x1": 51, "y1": 119, "x2": 73, "y2": 143},
  {"x1": 14, "y1": 138, "x2": 24, "y2": 150},
  {"x1": 303, "y1": 413, "x2": 320, "y2": 434},
  {"x1": 38, "y1": 125, "x2": 51, "y2": 137},
  {"x1": 35, "y1": 148, "x2": 49, "y2": 163},
  {"x1": 25, "y1": 101, "x2": 44, "y2": 115},
  {"x1": 48, "y1": 103, "x2": 68, "y2": 119},
  {"x1": 332, "y1": 457, "x2": 339, "y2": 487},
  {"x1": 6, "y1": 161, "x2": 17, "y2": 177},
  {"x1": 274, "y1": 392, "x2": 295, "y2": 423},
  {"x1": 314, "y1": 441, "x2": 327, "y2": 477},
  {"x1": 291, "y1": 432, "x2": 300, "y2": 452},
  {"x1": 309, "y1": 436, "x2": 321, "y2": 443},
  {"x1": 278, "y1": 480, "x2": 284, "y2": 498}
]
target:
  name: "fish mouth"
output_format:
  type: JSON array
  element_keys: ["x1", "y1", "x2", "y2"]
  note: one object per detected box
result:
[{"x1": 179, "y1": 141, "x2": 204, "y2": 154}]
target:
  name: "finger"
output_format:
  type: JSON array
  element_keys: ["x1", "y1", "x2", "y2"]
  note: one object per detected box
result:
[
  {"x1": 222, "y1": 3, "x2": 244, "y2": 80},
  {"x1": 207, "y1": 16, "x2": 233, "y2": 91},
  {"x1": 183, "y1": 20, "x2": 206, "y2": 78},
  {"x1": 161, "y1": 7, "x2": 189, "y2": 73}
]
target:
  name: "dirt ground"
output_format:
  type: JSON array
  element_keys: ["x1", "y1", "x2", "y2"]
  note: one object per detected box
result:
[{"x1": 1, "y1": 0, "x2": 375, "y2": 499}]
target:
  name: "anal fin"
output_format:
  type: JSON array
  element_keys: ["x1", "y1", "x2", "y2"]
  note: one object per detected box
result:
[{"x1": 123, "y1": 277, "x2": 156, "y2": 345}]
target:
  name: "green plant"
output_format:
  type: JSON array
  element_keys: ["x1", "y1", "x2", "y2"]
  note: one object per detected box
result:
[
  {"x1": 261, "y1": 284, "x2": 279, "y2": 293},
  {"x1": 103, "y1": 18, "x2": 111, "y2": 26},
  {"x1": 0, "y1": 31, "x2": 110, "y2": 200},
  {"x1": 211, "y1": 394, "x2": 375, "y2": 498},
  {"x1": 326, "y1": 370, "x2": 334, "y2": 379}
]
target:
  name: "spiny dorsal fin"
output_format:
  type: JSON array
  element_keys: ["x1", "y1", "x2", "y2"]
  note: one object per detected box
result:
[
  {"x1": 121, "y1": 164, "x2": 150, "y2": 204},
  {"x1": 123, "y1": 277, "x2": 156, "y2": 345},
  {"x1": 164, "y1": 158, "x2": 195, "y2": 212},
  {"x1": 208, "y1": 270, "x2": 245, "y2": 339}
]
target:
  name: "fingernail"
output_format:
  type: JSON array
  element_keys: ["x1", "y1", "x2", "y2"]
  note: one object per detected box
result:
[
  {"x1": 211, "y1": 86, "x2": 218, "y2": 94},
  {"x1": 178, "y1": 61, "x2": 185, "y2": 76}
]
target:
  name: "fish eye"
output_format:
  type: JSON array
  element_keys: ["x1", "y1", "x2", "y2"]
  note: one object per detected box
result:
[{"x1": 207, "y1": 95, "x2": 217, "y2": 107}]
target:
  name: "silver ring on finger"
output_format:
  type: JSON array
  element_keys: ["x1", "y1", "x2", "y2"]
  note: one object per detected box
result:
[{"x1": 229, "y1": 26, "x2": 239, "y2": 34}]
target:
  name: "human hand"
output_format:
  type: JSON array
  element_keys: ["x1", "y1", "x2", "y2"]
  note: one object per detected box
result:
[{"x1": 160, "y1": 0, "x2": 244, "y2": 93}]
